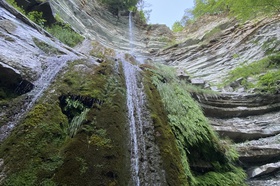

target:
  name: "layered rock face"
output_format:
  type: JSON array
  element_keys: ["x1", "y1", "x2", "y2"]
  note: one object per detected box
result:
[
  {"x1": 49, "y1": 0, "x2": 172, "y2": 55},
  {"x1": 0, "y1": 1, "x2": 80, "y2": 140},
  {"x1": 155, "y1": 15, "x2": 280, "y2": 184},
  {"x1": 1, "y1": 0, "x2": 280, "y2": 185}
]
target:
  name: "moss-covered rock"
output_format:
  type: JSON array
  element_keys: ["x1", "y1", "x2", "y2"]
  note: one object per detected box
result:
[
  {"x1": 0, "y1": 58, "x2": 130, "y2": 185},
  {"x1": 143, "y1": 64, "x2": 247, "y2": 186},
  {"x1": 143, "y1": 69, "x2": 189, "y2": 185}
]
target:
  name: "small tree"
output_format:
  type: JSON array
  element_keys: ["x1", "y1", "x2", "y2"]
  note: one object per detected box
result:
[{"x1": 172, "y1": 21, "x2": 184, "y2": 32}]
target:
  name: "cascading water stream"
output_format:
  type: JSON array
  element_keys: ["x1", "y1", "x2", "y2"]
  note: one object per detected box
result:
[
  {"x1": 0, "y1": 54, "x2": 79, "y2": 141},
  {"x1": 120, "y1": 12, "x2": 166, "y2": 185},
  {"x1": 129, "y1": 11, "x2": 134, "y2": 54},
  {"x1": 123, "y1": 60, "x2": 141, "y2": 186}
]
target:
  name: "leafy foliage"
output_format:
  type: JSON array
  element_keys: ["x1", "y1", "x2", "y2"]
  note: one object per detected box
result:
[
  {"x1": 46, "y1": 24, "x2": 84, "y2": 47},
  {"x1": 149, "y1": 64, "x2": 246, "y2": 185},
  {"x1": 6, "y1": 0, "x2": 84, "y2": 47},
  {"x1": 192, "y1": 0, "x2": 280, "y2": 20},
  {"x1": 27, "y1": 11, "x2": 46, "y2": 27},
  {"x1": 98, "y1": 0, "x2": 138, "y2": 15},
  {"x1": 172, "y1": 21, "x2": 184, "y2": 32},
  {"x1": 223, "y1": 52, "x2": 280, "y2": 93}
]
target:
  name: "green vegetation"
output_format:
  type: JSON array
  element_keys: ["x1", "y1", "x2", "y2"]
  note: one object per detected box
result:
[
  {"x1": 192, "y1": 0, "x2": 280, "y2": 20},
  {"x1": 6, "y1": 0, "x2": 25, "y2": 14},
  {"x1": 144, "y1": 64, "x2": 246, "y2": 185},
  {"x1": 27, "y1": 11, "x2": 46, "y2": 27},
  {"x1": 46, "y1": 24, "x2": 84, "y2": 47},
  {"x1": 90, "y1": 41, "x2": 116, "y2": 59},
  {"x1": 172, "y1": 21, "x2": 184, "y2": 32},
  {"x1": 223, "y1": 52, "x2": 280, "y2": 93},
  {"x1": 98, "y1": 0, "x2": 138, "y2": 15},
  {"x1": 6, "y1": 0, "x2": 84, "y2": 47},
  {"x1": 32, "y1": 37, "x2": 64, "y2": 55},
  {"x1": 0, "y1": 59, "x2": 130, "y2": 185},
  {"x1": 143, "y1": 67, "x2": 189, "y2": 185},
  {"x1": 261, "y1": 37, "x2": 280, "y2": 55},
  {"x1": 98, "y1": 0, "x2": 151, "y2": 24}
]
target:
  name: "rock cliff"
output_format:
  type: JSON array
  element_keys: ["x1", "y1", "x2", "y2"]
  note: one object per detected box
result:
[
  {"x1": 155, "y1": 14, "x2": 280, "y2": 185},
  {"x1": 0, "y1": 0, "x2": 279, "y2": 185}
]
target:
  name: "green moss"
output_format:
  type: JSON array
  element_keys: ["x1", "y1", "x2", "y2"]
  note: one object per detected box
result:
[
  {"x1": 1, "y1": 59, "x2": 130, "y2": 185},
  {"x1": 90, "y1": 41, "x2": 116, "y2": 58},
  {"x1": 143, "y1": 70, "x2": 189, "y2": 186},
  {"x1": 145, "y1": 64, "x2": 246, "y2": 185},
  {"x1": 195, "y1": 166, "x2": 247, "y2": 186},
  {"x1": 33, "y1": 37, "x2": 64, "y2": 55},
  {"x1": 1, "y1": 103, "x2": 67, "y2": 185}
]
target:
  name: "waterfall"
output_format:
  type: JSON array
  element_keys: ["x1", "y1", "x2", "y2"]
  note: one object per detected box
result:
[
  {"x1": 123, "y1": 60, "x2": 141, "y2": 186},
  {"x1": 121, "y1": 56, "x2": 166, "y2": 186},
  {"x1": 129, "y1": 11, "x2": 134, "y2": 53},
  {"x1": 120, "y1": 12, "x2": 166, "y2": 185}
]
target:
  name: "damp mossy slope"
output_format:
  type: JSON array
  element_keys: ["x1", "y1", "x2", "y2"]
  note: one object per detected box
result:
[
  {"x1": 0, "y1": 59, "x2": 130, "y2": 186},
  {"x1": 142, "y1": 64, "x2": 247, "y2": 186}
]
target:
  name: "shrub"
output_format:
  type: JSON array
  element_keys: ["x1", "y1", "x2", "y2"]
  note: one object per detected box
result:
[
  {"x1": 172, "y1": 21, "x2": 184, "y2": 32},
  {"x1": 27, "y1": 11, "x2": 46, "y2": 27},
  {"x1": 223, "y1": 52, "x2": 280, "y2": 93},
  {"x1": 46, "y1": 24, "x2": 84, "y2": 47}
]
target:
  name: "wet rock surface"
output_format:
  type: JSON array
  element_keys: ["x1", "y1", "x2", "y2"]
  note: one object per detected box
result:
[
  {"x1": 49, "y1": 0, "x2": 172, "y2": 55},
  {"x1": 155, "y1": 12, "x2": 280, "y2": 184},
  {"x1": 0, "y1": 63, "x2": 34, "y2": 96},
  {"x1": 155, "y1": 17, "x2": 280, "y2": 85},
  {"x1": 194, "y1": 93, "x2": 280, "y2": 118},
  {"x1": 0, "y1": 0, "x2": 280, "y2": 185},
  {"x1": 0, "y1": 2, "x2": 80, "y2": 141}
]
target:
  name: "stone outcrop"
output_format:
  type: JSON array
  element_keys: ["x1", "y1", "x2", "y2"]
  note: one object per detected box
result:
[
  {"x1": 193, "y1": 93, "x2": 280, "y2": 118},
  {"x1": 0, "y1": 1, "x2": 81, "y2": 141},
  {"x1": 210, "y1": 111, "x2": 280, "y2": 142},
  {"x1": 1, "y1": 0, "x2": 280, "y2": 185},
  {"x1": 248, "y1": 161, "x2": 280, "y2": 178},
  {"x1": 49, "y1": 0, "x2": 172, "y2": 55},
  {"x1": 153, "y1": 9, "x2": 280, "y2": 184},
  {"x1": 155, "y1": 16, "x2": 280, "y2": 85}
]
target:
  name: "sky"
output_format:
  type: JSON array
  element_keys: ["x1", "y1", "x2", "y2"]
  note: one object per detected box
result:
[{"x1": 144, "y1": 0, "x2": 194, "y2": 28}]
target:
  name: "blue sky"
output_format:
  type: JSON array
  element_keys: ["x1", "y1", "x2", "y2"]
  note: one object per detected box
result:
[{"x1": 144, "y1": 0, "x2": 194, "y2": 28}]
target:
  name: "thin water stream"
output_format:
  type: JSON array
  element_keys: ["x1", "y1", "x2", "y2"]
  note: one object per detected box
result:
[
  {"x1": 120, "y1": 13, "x2": 166, "y2": 185},
  {"x1": 0, "y1": 55, "x2": 78, "y2": 142}
]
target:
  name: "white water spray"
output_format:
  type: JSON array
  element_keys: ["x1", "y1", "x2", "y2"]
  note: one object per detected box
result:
[
  {"x1": 121, "y1": 12, "x2": 166, "y2": 186},
  {"x1": 129, "y1": 11, "x2": 134, "y2": 53},
  {"x1": 123, "y1": 60, "x2": 141, "y2": 186}
]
